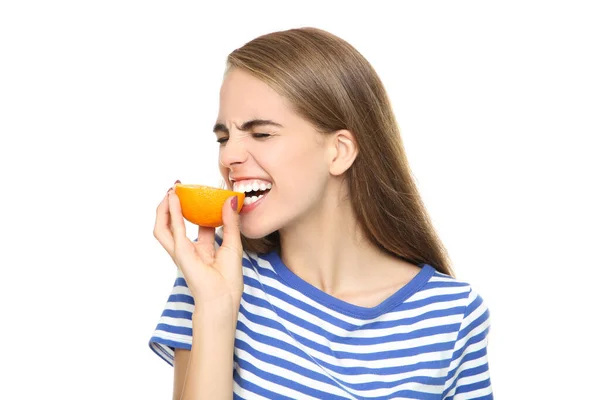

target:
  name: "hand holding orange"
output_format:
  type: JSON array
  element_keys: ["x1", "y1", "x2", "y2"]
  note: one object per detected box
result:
[{"x1": 174, "y1": 183, "x2": 245, "y2": 227}]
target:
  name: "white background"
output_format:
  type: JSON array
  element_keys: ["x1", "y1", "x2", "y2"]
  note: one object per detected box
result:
[{"x1": 1, "y1": 1, "x2": 598, "y2": 398}]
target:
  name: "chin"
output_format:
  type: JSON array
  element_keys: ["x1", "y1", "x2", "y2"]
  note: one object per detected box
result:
[
  {"x1": 240, "y1": 224, "x2": 275, "y2": 240},
  {"x1": 240, "y1": 215, "x2": 284, "y2": 240}
]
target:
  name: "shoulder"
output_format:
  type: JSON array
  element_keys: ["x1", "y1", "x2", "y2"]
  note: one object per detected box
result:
[
  {"x1": 435, "y1": 269, "x2": 491, "y2": 336},
  {"x1": 435, "y1": 271, "x2": 493, "y2": 396},
  {"x1": 418, "y1": 267, "x2": 491, "y2": 327},
  {"x1": 426, "y1": 267, "x2": 487, "y2": 300}
]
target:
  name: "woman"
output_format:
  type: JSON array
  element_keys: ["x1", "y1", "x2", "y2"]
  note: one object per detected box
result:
[{"x1": 150, "y1": 27, "x2": 492, "y2": 399}]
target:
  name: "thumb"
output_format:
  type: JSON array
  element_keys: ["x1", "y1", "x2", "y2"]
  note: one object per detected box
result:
[{"x1": 216, "y1": 195, "x2": 243, "y2": 264}]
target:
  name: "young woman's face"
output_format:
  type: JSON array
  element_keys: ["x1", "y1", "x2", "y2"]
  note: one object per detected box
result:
[{"x1": 216, "y1": 68, "x2": 331, "y2": 239}]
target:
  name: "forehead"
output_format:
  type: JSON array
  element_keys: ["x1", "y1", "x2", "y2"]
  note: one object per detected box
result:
[{"x1": 218, "y1": 68, "x2": 290, "y2": 120}]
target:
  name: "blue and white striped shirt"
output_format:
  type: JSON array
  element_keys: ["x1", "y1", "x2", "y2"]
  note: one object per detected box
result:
[{"x1": 150, "y1": 232, "x2": 492, "y2": 399}]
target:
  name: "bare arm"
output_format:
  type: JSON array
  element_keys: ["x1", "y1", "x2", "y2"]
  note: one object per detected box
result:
[
  {"x1": 173, "y1": 349, "x2": 191, "y2": 400},
  {"x1": 179, "y1": 299, "x2": 236, "y2": 399}
]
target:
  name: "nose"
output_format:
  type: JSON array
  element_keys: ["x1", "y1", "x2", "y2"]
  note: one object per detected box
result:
[{"x1": 219, "y1": 134, "x2": 249, "y2": 169}]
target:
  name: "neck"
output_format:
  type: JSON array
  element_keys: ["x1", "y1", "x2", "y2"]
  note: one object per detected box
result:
[{"x1": 278, "y1": 182, "x2": 397, "y2": 297}]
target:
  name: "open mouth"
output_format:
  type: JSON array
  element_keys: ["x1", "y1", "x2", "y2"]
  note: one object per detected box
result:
[
  {"x1": 243, "y1": 188, "x2": 271, "y2": 206},
  {"x1": 232, "y1": 179, "x2": 272, "y2": 208}
]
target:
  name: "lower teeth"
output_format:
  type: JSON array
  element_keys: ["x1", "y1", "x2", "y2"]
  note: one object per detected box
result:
[{"x1": 244, "y1": 193, "x2": 264, "y2": 206}]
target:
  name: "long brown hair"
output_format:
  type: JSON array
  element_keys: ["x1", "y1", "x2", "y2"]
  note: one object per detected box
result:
[{"x1": 226, "y1": 27, "x2": 454, "y2": 276}]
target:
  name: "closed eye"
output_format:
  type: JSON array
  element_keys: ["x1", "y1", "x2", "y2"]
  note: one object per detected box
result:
[{"x1": 216, "y1": 133, "x2": 271, "y2": 144}]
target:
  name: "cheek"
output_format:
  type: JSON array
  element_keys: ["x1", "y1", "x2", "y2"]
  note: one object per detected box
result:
[
  {"x1": 273, "y1": 149, "x2": 329, "y2": 196},
  {"x1": 275, "y1": 138, "x2": 323, "y2": 168},
  {"x1": 218, "y1": 166, "x2": 232, "y2": 189},
  {"x1": 269, "y1": 148, "x2": 308, "y2": 182}
]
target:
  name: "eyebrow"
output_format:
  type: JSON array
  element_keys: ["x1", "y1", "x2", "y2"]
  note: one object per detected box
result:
[{"x1": 212, "y1": 119, "x2": 283, "y2": 135}]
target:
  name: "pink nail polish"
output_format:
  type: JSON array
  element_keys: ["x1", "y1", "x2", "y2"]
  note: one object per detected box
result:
[{"x1": 231, "y1": 196, "x2": 238, "y2": 211}]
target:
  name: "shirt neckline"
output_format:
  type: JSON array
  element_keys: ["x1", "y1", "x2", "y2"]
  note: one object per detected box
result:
[{"x1": 259, "y1": 251, "x2": 436, "y2": 318}]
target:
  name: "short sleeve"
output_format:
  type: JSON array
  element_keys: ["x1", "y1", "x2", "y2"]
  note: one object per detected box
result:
[
  {"x1": 442, "y1": 288, "x2": 493, "y2": 399},
  {"x1": 148, "y1": 268, "x2": 194, "y2": 366}
]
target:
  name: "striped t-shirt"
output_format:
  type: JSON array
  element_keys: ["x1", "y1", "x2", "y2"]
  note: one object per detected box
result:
[{"x1": 149, "y1": 233, "x2": 492, "y2": 399}]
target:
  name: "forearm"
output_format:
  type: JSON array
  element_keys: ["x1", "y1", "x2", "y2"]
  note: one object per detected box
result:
[{"x1": 180, "y1": 299, "x2": 237, "y2": 400}]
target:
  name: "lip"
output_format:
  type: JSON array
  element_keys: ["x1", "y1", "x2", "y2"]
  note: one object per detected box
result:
[{"x1": 229, "y1": 175, "x2": 272, "y2": 184}]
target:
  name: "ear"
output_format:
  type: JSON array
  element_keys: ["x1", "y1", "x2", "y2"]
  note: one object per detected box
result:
[{"x1": 327, "y1": 129, "x2": 358, "y2": 176}]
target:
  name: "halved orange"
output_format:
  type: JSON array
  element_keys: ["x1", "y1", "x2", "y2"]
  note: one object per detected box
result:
[{"x1": 174, "y1": 183, "x2": 245, "y2": 227}]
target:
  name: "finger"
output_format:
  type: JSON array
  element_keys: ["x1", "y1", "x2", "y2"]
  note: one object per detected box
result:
[
  {"x1": 195, "y1": 226, "x2": 216, "y2": 264},
  {"x1": 216, "y1": 196, "x2": 243, "y2": 266},
  {"x1": 153, "y1": 192, "x2": 175, "y2": 256},
  {"x1": 167, "y1": 191, "x2": 188, "y2": 247}
]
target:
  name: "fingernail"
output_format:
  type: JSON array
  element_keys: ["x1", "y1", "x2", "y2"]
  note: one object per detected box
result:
[
  {"x1": 167, "y1": 180, "x2": 180, "y2": 193},
  {"x1": 230, "y1": 196, "x2": 238, "y2": 211}
]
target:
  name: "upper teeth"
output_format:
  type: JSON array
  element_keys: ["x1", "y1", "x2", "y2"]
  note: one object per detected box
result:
[{"x1": 232, "y1": 179, "x2": 272, "y2": 193}]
